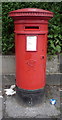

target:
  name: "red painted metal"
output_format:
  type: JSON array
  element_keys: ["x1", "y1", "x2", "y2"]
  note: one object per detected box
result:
[{"x1": 9, "y1": 8, "x2": 53, "y2": 90}]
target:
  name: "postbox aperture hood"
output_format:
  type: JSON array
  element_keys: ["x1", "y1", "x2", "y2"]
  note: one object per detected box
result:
[{"x1": 9, "y1": 8, "x2": 54, "y2": 20}]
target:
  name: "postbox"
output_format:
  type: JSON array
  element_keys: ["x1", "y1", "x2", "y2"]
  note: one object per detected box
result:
[{"x1": 9, "y1": 8, "x2": 53, "y2": 102}]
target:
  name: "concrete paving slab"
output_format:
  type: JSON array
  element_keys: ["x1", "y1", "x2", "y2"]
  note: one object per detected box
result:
[
  {"x1": 0, "y1": 75, "x2": 3, "y2": 120},
  {"x1": 2, "y1": 85, "x2": 60, "y2": 118},
  {"x1": 5, "y1": 95, "x2": 60, "y2": 118},
  {"x1": 46, "y1": 85, "x2": 60, "y2": 109},
  {"x1": 0, "y1": 98, "x2": 2, "y2": 120},
  {"x1": 2, "y1": 75, "x2": 61, "y2": 118}
]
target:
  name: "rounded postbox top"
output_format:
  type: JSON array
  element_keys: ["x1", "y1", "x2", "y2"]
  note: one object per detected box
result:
[{"x1": 9, "y1": 8, "x2": 53, "y2": 20}]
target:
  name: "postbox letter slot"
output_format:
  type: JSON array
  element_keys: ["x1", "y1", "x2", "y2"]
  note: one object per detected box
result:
[{"x1": 25, "y1": 26, "x2": 39, "y2": 30}]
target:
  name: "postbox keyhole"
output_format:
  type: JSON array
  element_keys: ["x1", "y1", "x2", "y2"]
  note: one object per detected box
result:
[{"x1": 42, "y1": 56, "x2": 44, "y2": 59}]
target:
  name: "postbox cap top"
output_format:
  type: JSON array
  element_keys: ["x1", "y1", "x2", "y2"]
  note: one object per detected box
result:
[{"x1": 9, "y1": 8, "x2": 53, "y2": 18}]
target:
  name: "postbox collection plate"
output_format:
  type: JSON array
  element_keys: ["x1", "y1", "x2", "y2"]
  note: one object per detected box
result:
[{"x1": 26, "y1": 36, "x2": 37, "y2": 51}]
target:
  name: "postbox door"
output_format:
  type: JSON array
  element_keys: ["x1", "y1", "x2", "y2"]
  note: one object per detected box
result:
[{"x1": 15, "y1": 33, "x2": 47, "y2": 90}]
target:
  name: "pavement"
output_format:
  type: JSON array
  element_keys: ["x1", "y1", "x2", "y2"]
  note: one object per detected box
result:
[
  {"x1": 0, "y1": 75, "x2": 2, "y2": 120},
  {"x1": 1, "y1": 75, "x2": 61, "y2": 119}
]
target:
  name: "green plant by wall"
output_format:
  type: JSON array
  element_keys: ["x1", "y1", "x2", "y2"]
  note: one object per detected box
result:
[{"x1": 2, "y1": 2, "x2": 62, "y2": 55}]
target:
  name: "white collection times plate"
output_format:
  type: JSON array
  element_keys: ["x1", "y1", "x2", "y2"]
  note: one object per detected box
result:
[{"x1": 26, "y1": 36, "x2": 37, "y2": 51}]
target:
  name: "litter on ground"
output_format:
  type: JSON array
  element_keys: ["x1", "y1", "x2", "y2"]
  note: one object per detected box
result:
[
  {"x1": 50, "y1": 99, "x2": 56, "y2": 105},
  {"x1": 4, "y1": 84, "x2": 16, "y2": 96},
  {"x1": 0, "y1": 95, "x2": 3, "y2": 98}
]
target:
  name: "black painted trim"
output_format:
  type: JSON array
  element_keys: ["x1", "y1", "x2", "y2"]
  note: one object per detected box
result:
[
  {"x1": 16, "y1": 86, "x2": 45, "y2": 93},
  {"x1": 16, "y1": 86, "x2": 45, "y2": 105}
]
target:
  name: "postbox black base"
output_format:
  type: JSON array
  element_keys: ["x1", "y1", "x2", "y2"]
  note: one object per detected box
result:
[{"x1": 16, "y1": 86, "x2": 45, "y2": 106}]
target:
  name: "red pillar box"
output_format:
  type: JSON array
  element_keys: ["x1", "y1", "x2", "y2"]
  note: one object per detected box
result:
[{"x1": 9, "y1": 8, "x2": 53, "y2": 103}]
